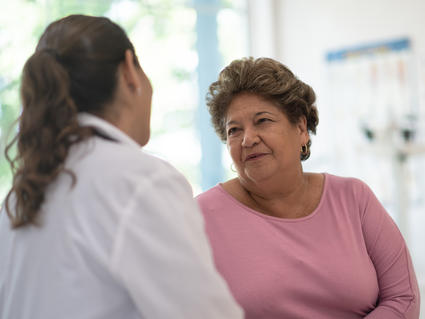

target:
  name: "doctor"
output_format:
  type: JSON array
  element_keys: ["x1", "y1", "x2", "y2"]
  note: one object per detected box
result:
[{"x1": 0, "y1": 14, "x2": 243, "y2": 319}]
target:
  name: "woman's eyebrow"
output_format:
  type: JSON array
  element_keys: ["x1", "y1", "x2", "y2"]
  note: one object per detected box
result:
[
  {"x1": 226, "y1": 111, "x2": 275, "y2": 126},
  {"x1": 255, "y1": 111, "x2": 274, "y2": 117},
  {"x1": 226, "y1": 119, "x2": 239, "y2": 126}
]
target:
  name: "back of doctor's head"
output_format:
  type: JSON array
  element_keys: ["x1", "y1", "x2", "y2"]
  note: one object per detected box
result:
[{"x1": 4, "y1": 14, "x2": 139, "y2": 228}]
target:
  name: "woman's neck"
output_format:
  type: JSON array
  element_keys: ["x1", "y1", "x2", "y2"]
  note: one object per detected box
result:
[
  {"x1": 240, "y1": 168, "x2": 305, "y2": 200},
  {"x1": 223, "y1": 172, "x2": 322, "y2": 219}
]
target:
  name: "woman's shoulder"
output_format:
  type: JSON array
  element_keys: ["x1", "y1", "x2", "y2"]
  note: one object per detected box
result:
[
  {"x1": 196, "y1": 179, "x2": 251, "y2": 217},
  {"x1": 74, "y1": 138, "x2": 180, "y2": 178},
  {"x1": 68, "y1": 140, "x2": 191, "y2": 199},
  {"x1": 323, "y1": 173, "x2": 373, "y2": 201},
  {"x1": 196, "y1": 184, "x2": 226, "y2": 203},
  {"x1": 324, "y1": 173, "x2": 368, "y2": 189}
]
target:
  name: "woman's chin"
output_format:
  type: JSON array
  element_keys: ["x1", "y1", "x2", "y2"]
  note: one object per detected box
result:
[{"x1": 243, "y1": 167, "x2": 275, "y2": 184}]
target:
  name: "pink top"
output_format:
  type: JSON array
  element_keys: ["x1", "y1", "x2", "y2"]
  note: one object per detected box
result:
[{"x1": 196, "y1": 173, "x2": 420, "y2": 319}]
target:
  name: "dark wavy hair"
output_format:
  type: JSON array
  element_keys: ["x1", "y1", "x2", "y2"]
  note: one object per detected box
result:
[
  {"x1": 4, "y1": 14, "x2": 138, "y2": 228},
  {"x1": 206, "y1": 57, "x2": 319, "y2": 160}
]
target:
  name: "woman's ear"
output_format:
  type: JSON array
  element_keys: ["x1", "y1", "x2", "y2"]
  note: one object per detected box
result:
[
  {"x1": 120, "y1": 49, "x2": 142, "y2": 95},
  {"x1": 297, "y1": 116, "x2": 307, "y2": 133},
  {"x1": 297, "y1": 116, "x2": 309, "y2": 143}
]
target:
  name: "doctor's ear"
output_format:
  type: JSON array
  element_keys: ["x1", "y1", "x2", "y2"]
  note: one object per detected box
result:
[{"x1": 120, "y1": 49, "x2": 142, "y2": 95}]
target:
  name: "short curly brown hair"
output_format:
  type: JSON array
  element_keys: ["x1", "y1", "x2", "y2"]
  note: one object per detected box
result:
[{"x1": 206, "y1": 57, "x2": 319, "y2": 160}]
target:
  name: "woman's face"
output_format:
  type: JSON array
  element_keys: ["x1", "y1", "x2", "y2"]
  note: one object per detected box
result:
[{"x1": 225, "y1": 93, "x2": 308, "y2": 184}]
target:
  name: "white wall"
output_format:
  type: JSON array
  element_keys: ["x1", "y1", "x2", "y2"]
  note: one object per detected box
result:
[{"x1": 278, "y1": 0, "x2": 425, "y2": 94}]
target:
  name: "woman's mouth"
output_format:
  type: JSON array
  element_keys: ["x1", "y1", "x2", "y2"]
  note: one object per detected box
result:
[{"x1": 245, "y1": 153, "x2": 268, "y2": 161}]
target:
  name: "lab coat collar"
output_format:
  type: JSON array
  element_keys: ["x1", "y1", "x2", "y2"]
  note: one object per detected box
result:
[{"x1": 77, "y1": 112, "x2": 142, "y2": 149}]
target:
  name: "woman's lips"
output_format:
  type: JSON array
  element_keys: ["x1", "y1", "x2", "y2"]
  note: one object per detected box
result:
[{"x1": 244, "y1": 153, "x2": 268, "y2": 161}]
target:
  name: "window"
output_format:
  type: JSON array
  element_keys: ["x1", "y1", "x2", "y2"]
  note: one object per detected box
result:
[{"x1": 0, "y1": 0, "x2": 248, "y2": 199}]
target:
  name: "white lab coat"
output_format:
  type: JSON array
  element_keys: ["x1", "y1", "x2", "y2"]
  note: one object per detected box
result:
[{"x1": 0, "y1": 113, "x2": 243, "y2": 319}]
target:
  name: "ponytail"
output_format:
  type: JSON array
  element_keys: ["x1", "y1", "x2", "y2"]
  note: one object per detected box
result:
[
  {"x1": 4, "y1": 50, "x2": 94, "y2": 228},
  {"x1": 4, "y1": 14, "x2": 135, "y2": 228}
]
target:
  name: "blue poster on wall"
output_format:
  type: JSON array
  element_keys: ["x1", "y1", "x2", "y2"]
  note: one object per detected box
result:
[{"x1": 326, "y1": 38, "x2": 410, "y2": 62}]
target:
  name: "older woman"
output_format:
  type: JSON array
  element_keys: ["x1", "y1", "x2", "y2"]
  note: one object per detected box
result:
[{"x1": 196, "y1": 57, "x2": 420, "y2": 318}]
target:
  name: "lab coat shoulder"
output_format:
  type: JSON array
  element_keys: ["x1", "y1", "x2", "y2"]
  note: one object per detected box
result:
[
  {"x1": 57, "y1": 137, "x2": 198, "y2": 269},
  {"x1": 73, "y1": 140, "x2": 243, "y2": 318},
  {"x1": 70, "y1": 136, "x2": 185, "y2": 186},
  {"x1": 67, "y1": 137, "x2": 192, "y2": 210}
]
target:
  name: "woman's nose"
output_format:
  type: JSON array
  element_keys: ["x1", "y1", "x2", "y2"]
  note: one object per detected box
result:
[{"x1": 241, "y1": 127, "x2": 260, "y2": 147}]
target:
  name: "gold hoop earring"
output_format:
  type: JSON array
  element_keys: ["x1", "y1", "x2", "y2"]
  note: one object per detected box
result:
[
  {"x1": 230, "y1": 163, "x2": 237, "y2": 172},
  {"x1": 301, "y1": 144, "x2": 308, "y2": 156}
]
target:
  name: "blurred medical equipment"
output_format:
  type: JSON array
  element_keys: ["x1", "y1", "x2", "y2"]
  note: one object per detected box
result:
[{"x1": 326, "y1": 38, "x2": 425, "y2": 245}]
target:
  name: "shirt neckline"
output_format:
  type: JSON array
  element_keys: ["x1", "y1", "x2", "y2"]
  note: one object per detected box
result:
[
  {"x1": 77, "y1": 112, "x2": 141, "y2": 150},
  {"x1": 216, "y1": 173, "x2": 329, "y2": 223}
]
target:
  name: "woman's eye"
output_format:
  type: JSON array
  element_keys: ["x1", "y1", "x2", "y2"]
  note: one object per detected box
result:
[
  {"x1": 257, "y1": 118, "x2": 271, "y2": 124},
  {"x1": 227, "y1": 127, "x2": 238, "y2": 136}
]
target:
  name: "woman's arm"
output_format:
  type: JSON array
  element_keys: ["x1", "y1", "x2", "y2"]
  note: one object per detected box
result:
[{"x1": 359, "y1": 182, "x2": 420, "y2": 318}]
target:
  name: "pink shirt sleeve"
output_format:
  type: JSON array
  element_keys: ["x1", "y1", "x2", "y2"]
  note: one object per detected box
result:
[{"x1": 359, "y1": 182, "x2": 420, "y2": 318}]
